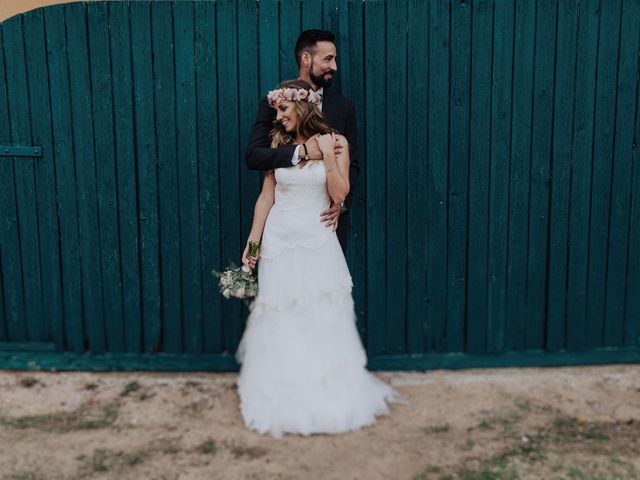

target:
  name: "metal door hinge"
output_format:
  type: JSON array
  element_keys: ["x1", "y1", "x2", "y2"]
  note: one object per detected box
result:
[{"x1": 0, "y1": 146, "x2": 43, "y2": 157}]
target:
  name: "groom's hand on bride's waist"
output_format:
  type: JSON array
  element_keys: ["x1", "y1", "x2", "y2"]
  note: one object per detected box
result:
[{"x1": 320, "y1": 203, "x2": 340, "y2": 231}]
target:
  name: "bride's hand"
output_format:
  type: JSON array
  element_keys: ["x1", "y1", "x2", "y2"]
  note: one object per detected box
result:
[
  {"x1": 316, "y1": 133, "x2": 336, "y2": 155},
  {"x1": 242, "y1": 243, "x2": 259, "y2": 272}
]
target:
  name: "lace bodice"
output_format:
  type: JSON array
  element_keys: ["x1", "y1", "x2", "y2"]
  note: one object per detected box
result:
[{"x1": 260, "y1": 163, "x2": 333, "y2": 259}]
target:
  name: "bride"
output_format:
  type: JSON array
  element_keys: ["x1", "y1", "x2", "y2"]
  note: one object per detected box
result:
[{"x1": 236, "y1": 79, "x2": 405, "y2": 438}]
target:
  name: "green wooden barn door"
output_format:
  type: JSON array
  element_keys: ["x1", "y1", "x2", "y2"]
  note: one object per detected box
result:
[
  {"x1": 363, "y1": 0, "x2": 640, "y2": 369},
  {"x1": 1, "y1": 0, "x2": 639, "y2": 371}
]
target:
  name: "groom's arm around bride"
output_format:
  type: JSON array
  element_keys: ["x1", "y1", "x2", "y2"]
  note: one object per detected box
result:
[{"x1": 242, "y1": 29, "x2": 359, "y2": 252}]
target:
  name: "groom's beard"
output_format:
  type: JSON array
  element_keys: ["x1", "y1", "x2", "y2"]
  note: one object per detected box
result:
[{"x1": 310, "y1": 68, "x2": 336, "y2": 88}]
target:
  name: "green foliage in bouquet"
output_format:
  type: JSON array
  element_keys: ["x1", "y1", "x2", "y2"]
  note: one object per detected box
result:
[{"x1": 212, "y1": 241, "x2": 261, "y2": 307}]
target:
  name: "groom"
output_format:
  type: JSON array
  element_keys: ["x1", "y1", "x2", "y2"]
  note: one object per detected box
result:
[{"x1": 244, "y1": 29, "x2": 359, "y2": 253}]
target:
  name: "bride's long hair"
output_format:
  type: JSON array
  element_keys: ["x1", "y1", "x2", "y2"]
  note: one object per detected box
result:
[{"x1": 269, "y1": 79, "x2": 334, "y2": 153}]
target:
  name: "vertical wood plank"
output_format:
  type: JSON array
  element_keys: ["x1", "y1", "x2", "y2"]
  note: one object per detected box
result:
[
  {"x1": 302, "y1": 0, "x2": 323, "y2": 30},
  {"x1": 323, "y1": 0, "x2": 339, "y2": 33},
  {"x1": 3, "y1": 15, "x2": 44, "y2": 343},
  {"x1": 196, "y1": 0, "x2": 222, "y2": 353},
  {"x1": 44, "y1": 5, "x2": 83, "y2": 352},
  {"x1": 588, "y1": 0, "x2": 622, "y2": 347},
  {"x1": 567, "y1": 0, "x2": 599, "y2": 351},
  {"x1": 447, "y1": 0, "x2": 471, "y2": 352},
  {"x1": 0, "y1": 22, "x2": 27, "y2": 343},
  {"x1": 87, "y1": 2, "x2": 125, "y2": 353},
  {"x1": 607, "y1": 0, "x2": 640, "y2": 347},
  {"x1": 322, "y1": 0, "x2": 339, "y2": 39},
  {"x1": 217, "y1": 0, "x2": 242, "y2": 354},
  {"x1": 505, "y1": 0, "x2": 535, "y2": 352},
  {"x1": 67, "y1": 3, "x2": 105, "y2": 353},
  {"x1": 0, "y1": 26, "x2": 7, "y2": 342},
  {"x1": 384, "y1": 0, "x2": 407, "y2": 354},
  {"x1": 406, "y1": 0, "x2": 428, "y2": 354},
  {"x1": 131, "y1": 1, "x2": 161, "y2": 353},
  {"x1": 109, "y1": 1, "x2": 142, "y2": 353},
  {"x1": 467, "y1": 0, "x2": 492, "y2": 354},
  {"x1": 280, "y1": 0, "x2": 301, "y2": 81},
  {"x1": 25, "y1": 8, "x2": 64, "y2": 347},
  {"x1": 364, "y1": 0, "x2": 386, "y2": 356},
  {"x1": 239, "y1": 0, "x2": 263, "y2": 244},
  {"x1": 336, "y1": 0, "x2": 350, "y2": 96},
  {"x1": 624, "y1": 5, "x2": 640, "y2": 348},
  {"x1": 0, "y1": 253, "x2": 5, "y2": 341},
  {"x1": 174, "y1": 1, "x2": 203, "y2": 354},
  {"x1": 323, "y1": 0, "x2": 341, "y2": 93},
  {"x1": 547, "y1": 0, "x2": 578, "y2": 352},
  {"x1": 238, "y1": 0, "x2": 261, "y2": 354},
  {"x1": 259, "y1": 0, "x2": 279, "y2": 94},
  {"x1": 427, "y1": 0, "x2": 449, "y2": 352},
  {"x1": 526, "y1": 0, "x2": 556, "y2": 350},
  {"x1": 487, "y1": 0, "x2": 515, "y2": 353},
  {"x1": 343, "y1": 0, "x2": 367, "y2": 342},
  {"x1": 152, "y1": 1, "x2": 182, "y2": 353}
]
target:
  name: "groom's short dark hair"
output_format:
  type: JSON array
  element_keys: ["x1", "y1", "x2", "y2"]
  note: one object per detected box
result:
[{"x1": 295, "y1": 29, "x2": 336, "y2": 67}]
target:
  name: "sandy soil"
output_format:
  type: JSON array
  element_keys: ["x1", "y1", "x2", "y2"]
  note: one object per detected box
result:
[{"x1": 0, "y1": 365, "x2": 639, "y2": 480}]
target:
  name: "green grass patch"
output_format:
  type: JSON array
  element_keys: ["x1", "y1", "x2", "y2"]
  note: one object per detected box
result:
[
  {"x1": 478, "y1": 419, "x2": 492, "y2": 430},
  {"x1": 0, "y1": 404, "x2": 118, "y2": 432},
  {"x1": 76, "y1": 447, "x2": 147, "y2": 475},
  {"x1": 163, "y1": 444, "x2": 181, "y2": 455},
  {"x1": 120, "y1": 381, "x2": 141, "y2": 397},
  {"x1": 230, "y1": 444, "x2": 268, "y2": 459},
  {"x1": 513, "y1": 400, "x2": 531, "y2": 412},
  {"x1": 476, "y1": 409, "x2": 524, "y2": 433},
  {"x1": 424, "y1": 423, "x2": 452, "y2": 434},
  {"x1": 196, "y1": 439, "x2": 217, "y2": 455},
  {"x1": 457, "y1": 457, "x2": 519, "y2": 480},
  {"x1": 2, "y1": 473, "x2": 46, "y2": 480},
  {"x1": 545, "y1": 415, "x2": 617, "y2": 446},
  {"x1": 17, "y1": 377, "x2": 39, "y2": 388},
  {"x1": 461, "y1": 438, "x2": 476, "y2": 452},
  {"x1": 413, "y1": 409, "x2": 638, "y2": 480}
]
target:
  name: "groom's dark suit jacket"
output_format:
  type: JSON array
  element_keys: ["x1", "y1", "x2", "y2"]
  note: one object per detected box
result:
[{"x1": 244, "y1": 89, "x2": 359, "y2": 252}]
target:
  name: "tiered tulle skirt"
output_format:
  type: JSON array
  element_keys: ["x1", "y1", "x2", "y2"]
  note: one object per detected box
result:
[{"x1": 235, "y1": 234, "x2": 405, "y2": 438}]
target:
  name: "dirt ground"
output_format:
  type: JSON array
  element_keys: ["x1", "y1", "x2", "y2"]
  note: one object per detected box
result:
[
  {"x1": 0, "y1": 364, "x2": 639, "y2": 480},
  {"x1": 0, "y1": 0, "x2": 80, "y2": 23}
]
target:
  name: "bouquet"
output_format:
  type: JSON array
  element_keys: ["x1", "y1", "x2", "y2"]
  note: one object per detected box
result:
[{"x1": 212, "y1": 240, "x2": 260, "y2": 305}]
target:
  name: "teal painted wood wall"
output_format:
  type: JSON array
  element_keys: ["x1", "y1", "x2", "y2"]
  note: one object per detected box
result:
[{"x1": 0, "y1": 0, "x2": 639, "y2": 371}]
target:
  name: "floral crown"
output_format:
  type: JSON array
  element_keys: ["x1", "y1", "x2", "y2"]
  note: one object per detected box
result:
[{"x1": 267, "y1": 87, "x2": 322, "y2": 107}]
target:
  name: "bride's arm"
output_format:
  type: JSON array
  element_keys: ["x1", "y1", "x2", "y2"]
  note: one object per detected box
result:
[
  {"x1": 242, "y1": 171, "x2": 276, "y2": 269},
  {"x1": 317, "y1": 133, "x2": 350, "y2": 204}
]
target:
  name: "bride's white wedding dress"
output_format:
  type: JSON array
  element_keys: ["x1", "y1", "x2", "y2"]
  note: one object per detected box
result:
[{"x1": 235, "y1": 161, "x2": 405, "y2": 439}]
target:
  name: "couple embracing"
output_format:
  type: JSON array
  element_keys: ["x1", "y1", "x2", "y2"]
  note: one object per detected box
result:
[{"x1": 234, "y1": 30, "x2": 405, "y2": 439}]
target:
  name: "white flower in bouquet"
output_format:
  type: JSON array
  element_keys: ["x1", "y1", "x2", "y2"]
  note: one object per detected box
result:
[{"x1": 212, "y1": 241, "x2": 261, "y2": 306}]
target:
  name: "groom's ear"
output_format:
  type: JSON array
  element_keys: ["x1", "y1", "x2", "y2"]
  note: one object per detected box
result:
[{"x1": 301, "y1": 51, "x2": 311, "y2": 67}]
